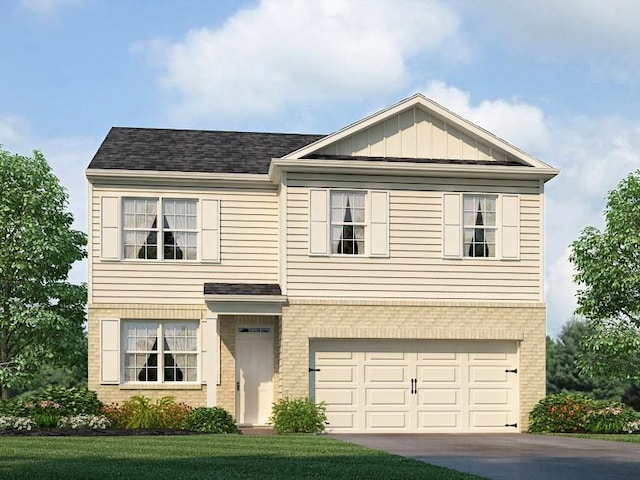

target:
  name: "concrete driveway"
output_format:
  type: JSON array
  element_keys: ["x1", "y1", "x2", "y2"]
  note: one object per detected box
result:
[{"x1": 335, "y1": 434, "x2": 640, "y2": 480}]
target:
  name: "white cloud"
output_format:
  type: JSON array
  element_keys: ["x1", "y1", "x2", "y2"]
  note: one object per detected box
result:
[
  {"x1": 137, "y1": 0, "x2": 466, "y2": 124},
  {"x1": 421, "y1": 81, "x2": 550, "y2": 154},
  {"x1": 0, "y1": 114, "x2": 29, "y2": 147},
  {"x1": 20, "y1": 0, "x2": 81, "y2": 16}
]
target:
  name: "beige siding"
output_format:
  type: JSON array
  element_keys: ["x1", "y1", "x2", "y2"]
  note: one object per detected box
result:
[
  {"x1": 319, "y1": 106, "x2": 511, "y2": 162},
  {"x1": 90, "y1": 185, "x2": 279, "y2": 304},
  {"x1": 286, "y1": 173, "x2": 542, "y2": 301}
]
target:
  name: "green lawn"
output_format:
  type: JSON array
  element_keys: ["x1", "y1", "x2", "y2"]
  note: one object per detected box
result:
[
  {"x1": 538, "y1": 433, "x2": 640, "y2": 444},
  {"x1": 0, "y1": 434, "x2": 484, "y2": 480}
]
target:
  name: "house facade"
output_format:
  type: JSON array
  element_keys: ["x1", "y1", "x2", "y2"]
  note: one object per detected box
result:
[{"x1": 86, "y1": 95, "x2": 559, "y2": 433}]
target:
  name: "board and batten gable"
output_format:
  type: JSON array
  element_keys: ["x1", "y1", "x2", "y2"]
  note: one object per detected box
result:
[
  {"x1": 285, "y1": 173, "x2": 543, "y2": 301},
  {"x1": 89, "y1": 183, "x2": 279, "y2": 305}
]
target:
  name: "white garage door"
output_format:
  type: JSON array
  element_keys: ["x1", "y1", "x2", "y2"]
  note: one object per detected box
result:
[{"x1": 310, "y1": 339, "x2": 519, "y2": 433}]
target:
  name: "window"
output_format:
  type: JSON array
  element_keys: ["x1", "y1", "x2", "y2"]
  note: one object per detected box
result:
[
  {"x1": 463, "y1": 195, "x2": 496, "y2": 258},
  {"x1": 123, "y1": 198, "x2": 197, "y2": 260},
  {"x1": 330, "y1": 191, "x2": 366, "y2": 255},
  {"x1": 123, "y1": 321, "x2": 198, "y2": 383}
]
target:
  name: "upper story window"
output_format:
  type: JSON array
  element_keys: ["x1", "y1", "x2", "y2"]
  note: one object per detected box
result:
[
  {"x1": 123, "y1": 198, "x2": 197, "y2": 261},
  {"x1": 463, "y1": 195, "x2": 496, "y2": 258},
  {"x1": 330, "y1": 191, "x2": 366, "y2": 255},
  {"x1": 123, "y1": 321, "x2": 198, "y2": 383}
]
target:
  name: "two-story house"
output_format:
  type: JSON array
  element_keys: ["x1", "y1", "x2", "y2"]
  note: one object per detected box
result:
[{"x1": 86, "y1": 94, "x2": 559, "y2": 433}]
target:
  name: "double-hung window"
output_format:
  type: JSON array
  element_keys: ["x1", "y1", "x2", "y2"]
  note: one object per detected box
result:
[
  {"x1": 123, "y1": 321, "x2": 198, "y2": 383},
  {"x1": 123, "y1": 198, "x2": 198, "y2": 260},
  {"x1": 330, "y1": 191, "x2": 366, "y2": 255},
  {"x1": 463, "y1": 195, "x2": 496, "y2": 258}
]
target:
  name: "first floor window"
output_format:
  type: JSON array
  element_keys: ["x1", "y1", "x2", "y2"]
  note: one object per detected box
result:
[
  {"x1": 330, "y1": 191, "x2": 366, "y2": 255},
  {"x1": 123, "y1": 198, "x2": 198, "y2": 261},
  {"x1": 463, "y1": 195, "x2": 496, "y2": 258},
  {"x1": 123, "y1": 321, "x2": 198, "y2": 383}
]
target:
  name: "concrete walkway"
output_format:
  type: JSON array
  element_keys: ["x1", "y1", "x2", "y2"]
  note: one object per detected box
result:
[{"x1": 335, "y1": 434, "x2": 640, "y2": 480}]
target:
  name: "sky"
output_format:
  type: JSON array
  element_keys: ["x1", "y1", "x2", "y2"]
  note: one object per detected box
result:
[{"x1": 3, "y1": 0, "x2": 640, "y2": 336}]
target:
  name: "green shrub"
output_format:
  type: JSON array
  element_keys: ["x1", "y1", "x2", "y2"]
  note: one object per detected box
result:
[
  {"x1": 182, "y1": 407, "x2": 238, "y2": 433},
  {"x1": 269, "y1": 397, "x2": 326, "y2": 434},
  {"x1": 0, "y1": 398, "x2": 29, "y2": 417},
  {"x1": 529, "y1": 392, "x2": 637, "y2": 433}
]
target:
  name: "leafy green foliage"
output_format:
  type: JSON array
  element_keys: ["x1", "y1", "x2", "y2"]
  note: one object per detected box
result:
[
  {"x1": 529, "y1": 392, "x2": 637, "y2": 434},
  {"x1": 546, "y1": 318, "x2": 640, "y2": 407},
  {"x1": 24, "y1": 386, "x2": 101, "y2": 415},
  {"x1": 102, "y1": 395, "x2": 191, "y2": 429},
  {"x1": 269, "y1": 397, "x2": 326, "y2": 434},
  {"x1": 0, "y1": 148, "x2": 87, "y2": 399},
  {"x1": 182, "y1": 406, "x2": 238, "y2": 433},
  {"x1": 570, "y1": 170, "x2": 640, "y2": 381}
]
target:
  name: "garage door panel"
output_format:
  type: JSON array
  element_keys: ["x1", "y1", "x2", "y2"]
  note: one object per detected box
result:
[
  {"x1": 470, "y1": 410, "x2": 511, "y2": 428},
  {"x1": 366, "y1": 411, "x2": 409, "y2": 429},
  {"x1": 316, "y1": 389, "x2": 354, "y2": 405},
  {"x1": 365, "y1": 365, "x2": 408, "y2": 383},
  {"x1": 325, "y1": 411, "x2": 356, "y2": 429},
  {"x1": 470, "y1": 388, "x2": 509, "y2": 406},
  {"x1": 366, "y1": 388, "x2": 407, "y2": 406},
  {"x1": 419, "y1": 389, "x2": 458, "y2": 406},
  {"x1": 366, "y1": 351, "x2": 407, "y2": 361},
  {"x1": 318, "y1": 365, "x2": 356, "y2": 383},
  {"x1": 316, "y1": 351, "x2": 355, "y2": 360},
  {"x1": 470, "y1": 366, "x2": 509, "y2": 383},
  {"x1": 418, "y1": 411, "x2": 459, "y2": 428},
  {"x1": 418, "y1": 365, "x2": 458, "y2": 383}
]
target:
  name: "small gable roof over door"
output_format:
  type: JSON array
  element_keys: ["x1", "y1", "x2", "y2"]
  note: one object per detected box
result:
[{"x1": 285, "y1": 94, "x2": 553, "y2": 170}]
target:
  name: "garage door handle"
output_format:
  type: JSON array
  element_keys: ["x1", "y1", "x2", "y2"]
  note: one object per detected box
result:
[{"x1": 410, "y1": 378, "x2": 417, "y2": 394}]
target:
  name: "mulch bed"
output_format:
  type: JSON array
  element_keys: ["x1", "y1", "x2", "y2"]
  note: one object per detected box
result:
[{"x1": 0, "y1": 428, "x2": 207, "y2": 437}]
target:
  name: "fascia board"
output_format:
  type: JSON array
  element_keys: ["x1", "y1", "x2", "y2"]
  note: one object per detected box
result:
[
  {"x1": 86, "y1": 168, "x2": 274, "y2": 188},
  {"x1": 203, "y1": 295, "x2": 288, "y2": 303},
  {"x1": 270, "y1": 158, "x2": 560, "y2": 182}
]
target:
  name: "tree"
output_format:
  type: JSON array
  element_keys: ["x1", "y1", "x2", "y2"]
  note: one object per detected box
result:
[
  {"x1": 570, "y1": 170, "x2": 640, "y2": 382},
  {"x1": 0, "y1": 148, "x2": 87, "y2": 399},
  {"x1": 547, "y1": 318, "x2": 629, "y2": 402}
]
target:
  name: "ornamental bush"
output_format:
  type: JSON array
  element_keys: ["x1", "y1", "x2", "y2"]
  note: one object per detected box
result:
[
  {"x1": 0, "y1": 416, "x2": 36, "y2": 431},
  {"x1": 23, "y1": 387, "x2": 102, "y2": 416},
  {"x1": 103, "y1": 395, "x2": 191, "y2": 429},
  {"x1": 57, "y1": 414, "x2": 110, "y2": 430},
  {"x1": 269, "y1": 397, "x2": 326, "y2": 434},
  {"x1": 182, "y1": 407, "x2": 238, "y2": 433},
  {"x1": 529, "y1": 392, "x2": 637, "y2": 433}
]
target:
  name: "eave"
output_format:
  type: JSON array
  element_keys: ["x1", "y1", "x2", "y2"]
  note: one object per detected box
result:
[
  {"x1": 269, "y1": 158, "x2": 560, "y2": 183},
  {"x1": 86, "y1": 168, "x2": 275, "y2": 189}
]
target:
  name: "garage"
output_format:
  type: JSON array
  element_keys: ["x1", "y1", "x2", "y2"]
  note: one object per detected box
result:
[{"x1": 310, "y1": 339, "x2": 519, "y2": 433}]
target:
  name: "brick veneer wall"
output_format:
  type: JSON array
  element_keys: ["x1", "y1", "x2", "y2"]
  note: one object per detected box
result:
[{"x1": 279, "y1": 299, "x2": 546, "y2": 431}]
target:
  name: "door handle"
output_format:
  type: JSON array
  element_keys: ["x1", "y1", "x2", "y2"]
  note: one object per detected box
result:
[
  {"x1": 236, "y1": 381, "x2": 240, "y2": 392},
  {"x1": 410, "y1": 378, "x2": 417, "y2": 395}
]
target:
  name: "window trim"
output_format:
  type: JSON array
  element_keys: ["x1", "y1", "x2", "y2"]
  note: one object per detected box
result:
[
  {"x1": 121, "y1": 196, "x2": 200, "y2": 262},
  {"x1": 329, "y1": 190, "x2": 367, "y2": 256},
  {"x1": 121, "y1": 320, "x2": 200, "y2": 385},
  {"x1": 462, "y1": 194, "x2": 497, "y2": 259}
]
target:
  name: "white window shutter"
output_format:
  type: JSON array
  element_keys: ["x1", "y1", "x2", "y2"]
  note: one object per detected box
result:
[
  {"x1": 369, "y1": 191, "x2": 389, "y2": 257},
  {"x1": 442, "y1": 193, "x2": 462, "y2": 258},
  {"x1": 309, "y1": 189, "x2": 329, "y2": 255},
  {"x1": 201, "y1": 199, "x2": 220, "y2": 262},
  {"x1": 501, "y1": 195, "x2": 520, "y2": 260},
  {"x1": 100, "y1": 319, "x2": 120, "y2": 384},
  {"x1": 101, "y1": 196, "x2": 119, "y2": 260}
]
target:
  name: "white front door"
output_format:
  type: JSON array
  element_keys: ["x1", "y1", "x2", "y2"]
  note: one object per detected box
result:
[{"x1": 236, "y1": 326, "x2": 274, "y2": 425}]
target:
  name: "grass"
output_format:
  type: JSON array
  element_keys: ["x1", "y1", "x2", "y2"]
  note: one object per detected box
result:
[
  {"x1": 536, "y1": 433, "x2": 640, "y2": 444},
  {"x1": 0, "y1": 434, "x2": 485, "y2": 480}
]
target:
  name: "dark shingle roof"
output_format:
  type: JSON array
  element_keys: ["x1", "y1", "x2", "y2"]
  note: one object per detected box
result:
[
  {"x1": 204, "y1": 283, "x2": 282, "y2": 296},
  {"x1": 87, "y1": 127, "x2": 325, "y2": 174}
]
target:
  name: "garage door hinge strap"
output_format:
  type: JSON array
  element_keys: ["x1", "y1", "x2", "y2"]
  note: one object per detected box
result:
[
  {"x1": 309, "y1": 367, "x2": 321, "y2": 372},
  {"x1": 505, "y1": 423, "x2": 518, "y2": 428},
  {"x1": 505, "y1": 368, "x2": 518, "y2": 374}
]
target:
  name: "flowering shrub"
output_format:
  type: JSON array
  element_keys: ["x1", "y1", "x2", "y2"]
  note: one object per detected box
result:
[
  {"x1": 0, "y1": 416, "x2": 36, "y2": 431},
  {"x1": 529, "y1": 392, "x2": 637, "y2": 433},
  {"x1": 57, "y1": 414, "x2": 110, "y2": 430},
  {"x1": 182, "y1": 407, "x2": 237, "y2": 433}
]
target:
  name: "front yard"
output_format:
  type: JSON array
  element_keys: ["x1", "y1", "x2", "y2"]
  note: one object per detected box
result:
[{"x1": 0, "y1": 434, "x2": 484, "y2": 480}]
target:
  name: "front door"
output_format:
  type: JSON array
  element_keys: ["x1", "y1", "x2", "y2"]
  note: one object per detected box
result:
[{"x1": 235, "y1": 326, "x2": 274, "y2": 425}]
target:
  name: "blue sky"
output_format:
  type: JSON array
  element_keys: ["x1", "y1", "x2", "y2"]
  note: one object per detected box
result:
[{"x1": 3, "y1": 0, "x2": 640, "y2": 336}]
